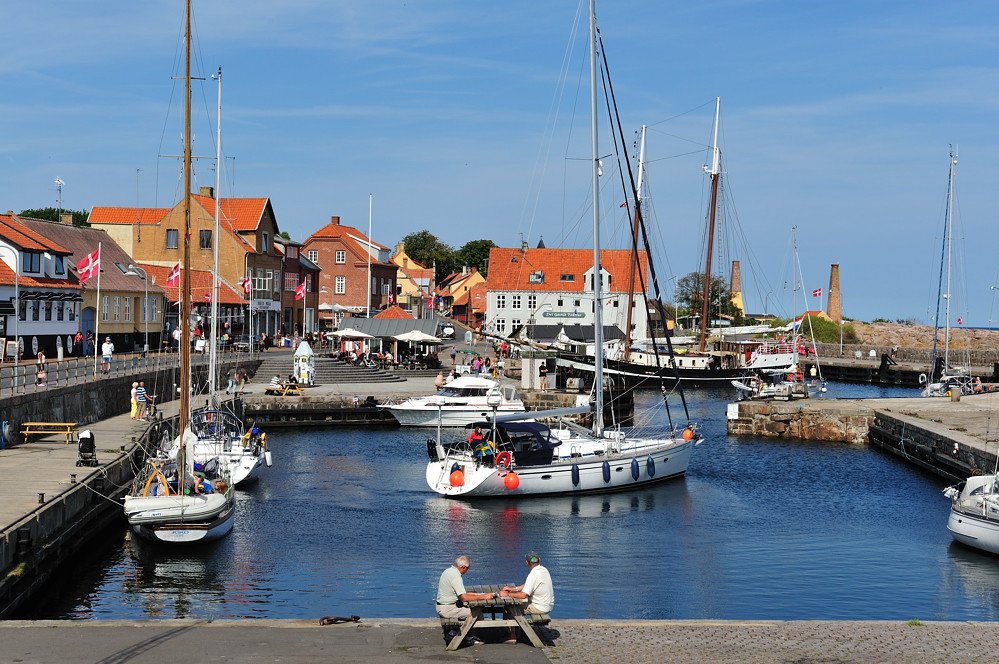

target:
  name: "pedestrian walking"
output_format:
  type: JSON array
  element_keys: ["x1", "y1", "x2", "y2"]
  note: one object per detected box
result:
[
  {"x1": 226, "y1": 367, "x2": 237, "y2": 394},
  {"x1": 130, "y1": 382, "x2": 139, "y2": 419},
  {"x1": 538, "y1": 362, "x2": 549, "y2": 391},
  {"x1": 101, "y1": 337, "x2": 114, "y2": 375},
  {"x1": 136, "y1": 381, "x2": 149, "y2": 420}
]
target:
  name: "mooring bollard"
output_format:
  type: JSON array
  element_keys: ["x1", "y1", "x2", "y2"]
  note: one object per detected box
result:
[
  {"x1": 37, "y1": 492, "x2": 44, "y2": 503},
  {"x1": 70, "y1": 474, "x2": 77, "y2": 483}
]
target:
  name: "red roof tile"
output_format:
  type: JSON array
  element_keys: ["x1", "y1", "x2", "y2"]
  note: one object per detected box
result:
[
  {"x1": 486, "y1": 247, "x2": 647, "y2": 293},
  {"x1": 374, "y1": 305, "x2": 415, "y2": 319},
  {"x1": 0, "y1": 214, "x2": 71, "y2": 253},
  {"x1": 191, "y1": 195, "x2": 269, "y2": 232},
  {"x1": 88, "y1": 207, "x2": 170, "y2": 225}
]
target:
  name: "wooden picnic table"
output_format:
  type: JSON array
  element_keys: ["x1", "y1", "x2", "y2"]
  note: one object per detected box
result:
[
  {"x1": 20, "y1": 421, "x2": 78, "y2": 444},
  {"x1": 440, "y1": 583, "x2": 549, "y2": 650},
  {"x1": 280, "y1": 382, "x2": 303, "y2": 396}
]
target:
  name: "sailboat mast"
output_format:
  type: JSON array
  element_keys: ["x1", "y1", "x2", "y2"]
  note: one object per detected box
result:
[
  {"x1": 944, "y1": 149, "x2": 956, "y2": 372},
  {"x1": 209, "y1": 66, "x2": 222, "y2": 398},
  {"x1": 589, "y1": 0, "x2": 604, "y2": 435},
  {"x1": 623, "y1": 125, "x2": 646, "y2": 362},
  {"x1": 181, "y1": 0, "x2": 192, "y2": 426},
  {"x1": 698, "y1": 97, "x2": 721, "y2": 353}
]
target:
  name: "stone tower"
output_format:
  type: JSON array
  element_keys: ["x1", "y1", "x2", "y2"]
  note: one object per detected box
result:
[
  {"x1": 729, "y1": 260, "x2": 744, "y2": 318},
  {"x1": 827, "y1": 263, "x2": 842, "y2": 323}
]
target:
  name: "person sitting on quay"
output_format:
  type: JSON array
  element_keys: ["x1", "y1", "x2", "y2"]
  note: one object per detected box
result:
[
  {"x1": 500, "y1": 551, "x2": 555, "y2": 643},
  {"x1": 265, "y1": 374, "x2": 282, "y2": 395},
  {"x1": 435, "y1": 555, "x2": 494, "y2": 648},
  {"x1": 435, "y1": 371, "x2": 446, "y2": 391}
]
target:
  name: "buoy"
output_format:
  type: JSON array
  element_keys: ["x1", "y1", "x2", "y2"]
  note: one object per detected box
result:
[
  {"x1": 571, "y1": 463, "x2": 580, "y2": 487},
  {"x1": 449, "y1": 470, "x2": 464, "y2": 487},
  {"x1": 504, "y1": 472, "x2": 520, "y2": 490},
  {"x1": 265, "y1": 450, "x2": 273, "y2": 467},
  {"x1": 682, "y1": 429, "x2": 694, "y2": 441},
  {"x1": 646, "y1": 456, "x2": 655, "y2": 478},
  {"x1": 631, "y1": 458, "x2": 640, "y2": 480},
  {"x1": 602, "y1": 460, "x2": 611, "y2": 483}
]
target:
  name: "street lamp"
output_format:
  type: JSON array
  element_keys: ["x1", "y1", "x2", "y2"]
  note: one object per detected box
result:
[
  {"x1": 123, "y1": 264, "x2": 149, "y2": 355},
  {"x1": 0, "y1": 245, "x2": 19, "y2": 366},
  {"x1": 320, "y1": 286, "x2": 334, "y2": 330},
  {"x1": 763, "y1": 290, "x2": 775, "y2": 320}
]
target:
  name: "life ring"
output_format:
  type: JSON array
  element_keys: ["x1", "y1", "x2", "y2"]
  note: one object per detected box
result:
[{"x1": 496, "y1": 451, "x2": 512, "y2": 468}]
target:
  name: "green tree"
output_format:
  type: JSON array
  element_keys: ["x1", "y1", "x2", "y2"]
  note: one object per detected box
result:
[
  {"x1": 399, "y1": 230, "x2": 457, "y2": 283},
  {"x1": 456, "y1": 239, "x2": 497, "y2": 277},
  {"x1": 19, "y1": 207, "x2": 90, "y2": 226},
  {"x1": 675, "y1": 271, "x2": 740, "y2": 325},
  {"x1": 278, "y1": 231, "x2": 290, "y2": 240}
]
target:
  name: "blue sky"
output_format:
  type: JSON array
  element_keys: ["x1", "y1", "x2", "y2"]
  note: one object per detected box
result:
[{"x1": 3, "y1": 1, "x2": 999, "y2": 326}]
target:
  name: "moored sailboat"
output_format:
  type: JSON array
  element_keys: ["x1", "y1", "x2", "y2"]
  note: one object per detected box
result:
[{"x1": 426, "y1": 0, "x2": 698, "y2": 498}]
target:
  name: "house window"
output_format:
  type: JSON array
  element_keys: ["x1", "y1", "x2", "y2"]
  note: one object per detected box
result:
[
  {"x1": 574, "y1": 299, "x2": 580, "y2": 307},
  {"x1": 308, "y1": 250, "x2": 318, "y2": 262},
  {"x1": 44, "y1": 301, "x2": 52, "y2": 321},
  {"x1": 335, "y1": 250, "x2": 346, "y2": 264},
  {"x1": 102, "y1": 295, "x2": 110, "y2": 322},
  {"x1": 56, "y1": 302, "x2": 64, "y2": 321},
  {"x1": 287, "y1": 246, "x2": 298, "y2": 259},
  {"x1": 261, "y1": 231, "x2": 269, "y2": 254},
  {"x1": 31, "y1": 302, "x2": 39, "y2": 321},
  {"x1": 68, "y1": 302, "x2": 75, "y2": 321},
  {"x1": 149, "y1": 297, "x2": 158, "y2": 322},
  {"x1": 166, "y1": 229, "x2": 179, "y2": 249},
  {"x1": 557, "y1": 298, "x2": 564, "y2": 307},
  {"x1": 22, "y1": 252, "x2": 40, "y2": 273},
  {"x1": 124, "y1": 295, "x2": 131, "y2": 322},
  {"x1": 512, "y1": 295, "x2": 522, "y2": 310},
  {"x1": 496, "y1": 294, "x2": 506, "y2": 309},
  {"x1": 528, "y1": 294, "x2": 537, "y2": 310},
  {"x1": 512, "y1": 319, "x2": 521, "y2": 330},
  {"x1": 113, "y1": 296, "x2": 121, "y2": 322},
  {"x1": 200, "y1": 230, "x2": 212, "y2": 250},
  {"x1": 285, "y1": 273, "x2": 298, "y2": 291},
  {"x1": 496, "y1": 319, "x2": 506, "y2": 334},
  {"x1": 381, "y1": 282, "x2": 390, "y2": 295},
  {"x1": 560, "y1": 274, "x2": 575, "y2": 282},
  {"x1": 335, "y1": 275, "x2": 345, "y2": 294}
]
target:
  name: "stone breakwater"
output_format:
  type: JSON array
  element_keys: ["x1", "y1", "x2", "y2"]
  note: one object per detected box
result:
[{"x1": 726, "y1": 401, "x2": 873, "y2": 443}]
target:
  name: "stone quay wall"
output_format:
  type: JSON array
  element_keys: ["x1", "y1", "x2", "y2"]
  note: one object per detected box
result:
[{"x1": 726, "y1": 401, "x2": 874, "y2": 444}]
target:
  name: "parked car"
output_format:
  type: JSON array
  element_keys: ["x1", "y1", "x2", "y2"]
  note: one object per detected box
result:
[{"x1": 232, "y1": 335, "x2": 260, "y2": 352}]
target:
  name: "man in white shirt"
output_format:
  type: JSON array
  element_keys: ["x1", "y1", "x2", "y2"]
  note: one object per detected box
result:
[
  {"x1": 500, "y1": 551, "x2": 554, "y2": 643},
  {"x1": 101, "y1": 337, "x2": 114, "y2": 375}
]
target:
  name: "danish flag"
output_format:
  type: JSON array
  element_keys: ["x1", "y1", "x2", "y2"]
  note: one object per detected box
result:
[
  {"x1": 166, "y1": 263, "x2": 180, "y2": 287},
  {"x1": 243, "y1": 277, "x2": 252, "y2": 294},
  {"x1": 77, "y1": 247, "x2": 100, "y2": 283},
  {"x1": 295, "y1": 279, "x2": 307, "y2": 301},
  {"x1": 812, "y1": 288, "x2": 822, "y2": 297}
]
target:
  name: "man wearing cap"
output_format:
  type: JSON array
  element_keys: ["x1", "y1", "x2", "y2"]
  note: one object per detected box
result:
[
  {"x1": 435, "y1": 555, "x2": 494, "y2": 647},
  {"x1": 101, "y1": 337, "x2": 114, "y2": 375},
  {"x1": 499, "y1": 551, "x2": 554, "y2": 642}
]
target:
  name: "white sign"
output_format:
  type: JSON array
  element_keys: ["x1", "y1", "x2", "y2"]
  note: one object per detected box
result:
[{"x1": 251, "y1": 299, "x2": 281, "y2": 312}]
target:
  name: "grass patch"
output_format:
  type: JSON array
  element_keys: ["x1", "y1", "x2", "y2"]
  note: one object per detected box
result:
[{"x1": 906, "y1": 619, "x2": 924, "y2": 626}]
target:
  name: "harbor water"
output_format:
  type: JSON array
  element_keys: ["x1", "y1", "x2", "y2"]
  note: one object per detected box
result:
[{"x1": 21, "y1": 383, "x2": 999, "y2": 622}]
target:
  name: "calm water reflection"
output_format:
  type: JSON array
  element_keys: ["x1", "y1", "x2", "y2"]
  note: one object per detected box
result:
[{"x1": 26, "y1": 384, "x2": 999, "y2": 621}]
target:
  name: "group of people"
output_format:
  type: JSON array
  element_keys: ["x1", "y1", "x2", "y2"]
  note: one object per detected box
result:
[
  {"x1": 129, "y1": 380, "x2": 153, "y2": 421},
  {"x1": 224, "y1": 367, "x2": 249, "y2": 394},
  {"x1": 435, "y1": 551, "x2": 554, "y2": 647}
]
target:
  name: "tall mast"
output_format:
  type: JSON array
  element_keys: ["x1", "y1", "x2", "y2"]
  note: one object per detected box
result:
[
  {"x1": 698, "y1": 97, "x2": 721, "y2": 353},
  {"x1": 589, "y1": 0, "x2": 603, "y2": 435},
  {"x1": 944, "y1": 149, "x2": 956, "y2": 372},
  {"x1": 930, "y1": 149, "x2": 957, "y2": 378},
  {"x1": 179, "y1": 0, "x2": 192, "y2": 471},
  {"x1": 623, "y1": 125, "x2": 646, "y2": 362},
  {"x1": 209, "y1": 66, "x2": 222, "y2": 398}
]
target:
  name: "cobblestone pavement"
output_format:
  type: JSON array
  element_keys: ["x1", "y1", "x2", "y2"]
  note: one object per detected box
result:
[{"x1": 542, "y1": 620, "x2": 999, "y2": 664}]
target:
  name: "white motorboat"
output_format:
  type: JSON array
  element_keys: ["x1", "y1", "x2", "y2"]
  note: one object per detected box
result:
[
  {"x1": 945, "y1": 475, "x2": 999, "y2": 555},
  {"x1": 426, "y1": 407, "x2": 695, "y2": 497},
  {"x1": 380, "y1": 374, "x2": 525, "y2": 427},
  {"x1": 426, "y1": 0, "x2": 699, "y2": 498}
]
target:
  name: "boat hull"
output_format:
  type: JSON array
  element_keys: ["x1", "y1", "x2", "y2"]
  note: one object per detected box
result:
[
  {"x1": 427, "y1": 438, "x2": 692, "y2": 498},
  {"x1": 124, "y1": 493, "x2": 235, "y2": 544},
  {"x1": 384, "y1": 404, "x2": 527, "y2": 427},
  {"x1": 556, "y1": 352, "x2": 750, "y2": 389},
  {"x1": 947, "y1": 507, "x2": 999, "y2": 555}
]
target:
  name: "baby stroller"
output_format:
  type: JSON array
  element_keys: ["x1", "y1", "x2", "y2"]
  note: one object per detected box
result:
[{"x1": 76, "y1": 429, "x2": 98, "y2": 467}]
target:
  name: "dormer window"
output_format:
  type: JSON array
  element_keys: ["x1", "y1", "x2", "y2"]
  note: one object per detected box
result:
[
  {"x1": 560, "y1": 274, "x2": 575, "y2": 282},
  {"x1": 54, "y1": 256, "x2": 65, "y2": 275},
  {"x1": 261, "y1": 231, "x2": 269, "y2": 254},
  {"x1": 21, "y1": 252, "x2": 40, "y2": 274}
]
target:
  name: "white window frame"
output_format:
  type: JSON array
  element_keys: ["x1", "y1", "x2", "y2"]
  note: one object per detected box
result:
[
  {"x1": 335, "y1": 250, "x2": 346, "y2": 264},
  {"x1": 335, "y1": 275, "x2": 346, "y2": 294}
]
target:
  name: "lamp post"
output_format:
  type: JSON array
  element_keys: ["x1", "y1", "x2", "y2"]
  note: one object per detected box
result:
[
  {"x1": 0, "y1": 245, "x2": 18, "y2": 366},
  {"x1": 124, "y1": 264, "x2": 149, "y2": 356},
  {"x1": 764, "y1": 290, "x2": 775, "y2": 320}
]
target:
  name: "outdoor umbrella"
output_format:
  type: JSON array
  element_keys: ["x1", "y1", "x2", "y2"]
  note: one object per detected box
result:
[
  {"x1": 393, "y1": 330, "x2": 442, "y2": 343},
  {"x1": 331, "y1": 328, "x2": 373, "y2": 338}
]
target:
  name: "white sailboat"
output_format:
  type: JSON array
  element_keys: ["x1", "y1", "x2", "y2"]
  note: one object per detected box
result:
[
  {"x1": 922, "y1": 149, "x2": 972, "y2": 397},
  {"x1": 123, "y1": 0, "x2": 235, "y2": 543},
  {"x1": 425, "y1": 0, "x2": 697, "y2": 498},
  {"x1": 945, "y1": 473, "x2": 999, "y2": 555}
]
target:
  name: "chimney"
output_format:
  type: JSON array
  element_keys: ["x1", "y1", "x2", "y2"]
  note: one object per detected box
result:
[
  {"x1": 827, "y1": 264, "x2": 842, "y2": 323},
  {"x1": 199, "y1": 186, "x2": 214, "y2": 198},
  {"x1": 521, "y1": 240, "x2": 528, "y2": 251},
  {"x1": 729, "y1": 260, "x2": 744, "y2": 317},
  {"x1": 331, "y1": 216, "x2": 340, "y2": 225},
  {"x1": 60, "y1": 212, "x2": 75, "y2": 225}
]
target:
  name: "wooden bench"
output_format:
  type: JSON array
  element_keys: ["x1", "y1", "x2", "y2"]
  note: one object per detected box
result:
[
  {"x1": 440, "y1": 584, "x2": 551, "y2": 650},
  {"x1": 21, "y1": 421, "x2": 78, "y2": 444}
]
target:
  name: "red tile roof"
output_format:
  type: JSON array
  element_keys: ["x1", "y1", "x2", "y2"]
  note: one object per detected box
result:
[
  {"x1": 307, "y1": 218, "x2": 391, "y2": 262},
  {"x1": 0, "y1": 214, "x2": 71, "y2": 253},
  {"x1": 374, "y1": 305, "x2": 415, "y2": 319},
  {"x1": 486, "y1": 247, "x2": 648, "y2": 293},
  {"x1": 139, "y1": 263, "x2": 245, "y2": 306},
  {"x1": 88, "y1": 207, "x2": 170, "y2": 225},
  {"x1": 191, "y1": 195, "x2": 269, "y2": 232},
  {"x1": 0, "y1": 260, "x2": 82, "y2": 289}
]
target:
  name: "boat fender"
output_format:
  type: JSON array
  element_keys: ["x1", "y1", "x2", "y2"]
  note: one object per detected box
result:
[
  {"x1": 602, "y1": 460, "x2": 611, "y2": 483},
  {"x1": 264, "y1": 450, "x2": 273, "y2": 467},
  {"x1": 571, "y1": 463, "x2": 580, "y2": 487},
  {"x1": 631, "y1": 458, "x2": 640, "y2": 481},
  {"x1": 496, "y1": 451, "x2": 512, "y2": 468},
  {"x1": 504, "y1": 472, "x2": 520, "y2": 490},
  {"x1": 646, "y1": 456, "x2": 655, "y2": 478},
  {"x1": 450, "y1": 462, "x2": 462, "y2": 474}
]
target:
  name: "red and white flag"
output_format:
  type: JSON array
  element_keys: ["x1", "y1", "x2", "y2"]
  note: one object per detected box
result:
[
  {"x1": 812, "y1": 288, "x2": 822, "y2": 297},
  {"x1": 204, "y1": 293, "x2": 211, "y2": 302},
  {"x1": 243, "y1": 277, "x2": 252, "y2": 294},
  {"x1": 166, "y1": 263, "x2": 180, "y2": 287},
  {"x1": 958, "y1": 317, "x2": 963, "y2": 325},
  {"x1": 77, "y1": 247, "x2": 100, "y2": 283},
  {"x1": 295, "y1": 279, "x2": 307, "y2": 301}
]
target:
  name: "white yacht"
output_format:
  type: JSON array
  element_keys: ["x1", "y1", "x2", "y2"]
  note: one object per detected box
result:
[{"x1": 380, "y1": 374, "x2": 525, "y2": 427}]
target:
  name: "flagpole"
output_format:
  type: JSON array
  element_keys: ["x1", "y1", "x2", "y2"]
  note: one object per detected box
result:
[{"x1": 94, "y1": 243, "x2": 102, "y2": 378}]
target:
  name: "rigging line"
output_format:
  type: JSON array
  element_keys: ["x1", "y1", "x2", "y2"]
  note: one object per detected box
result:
[
  {"x1": 596, "y1": 30, "x2": 687, "y2": 425},
  {"x1": 645, "y1": 98, "x2": 718, "y2": 130}
]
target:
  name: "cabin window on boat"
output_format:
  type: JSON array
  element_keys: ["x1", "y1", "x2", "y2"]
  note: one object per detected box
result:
[{"x1": 166, "y1": 229, "x2": 179, "y2": 249}]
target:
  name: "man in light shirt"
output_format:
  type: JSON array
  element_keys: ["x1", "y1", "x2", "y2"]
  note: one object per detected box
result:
[
  {"x1": 435, "y1": 555, "x2": 495, "y2": 647},
  {"x1": 500, "y1": 551, "x2": 554, "y2": 643}
]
